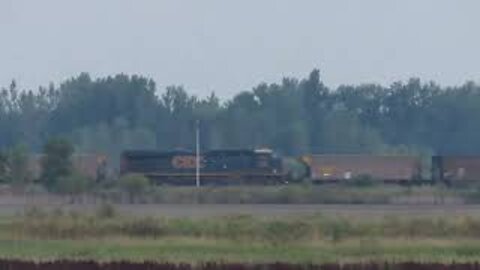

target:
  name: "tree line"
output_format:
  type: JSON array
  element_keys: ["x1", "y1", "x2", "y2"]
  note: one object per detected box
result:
[{"x1": 1, "y1": 69, "x2": 479, "y2": 163}]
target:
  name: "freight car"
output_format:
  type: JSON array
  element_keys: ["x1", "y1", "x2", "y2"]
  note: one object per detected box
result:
[
  {"x1": 432, "y1": 156, "x2": 480, "y2": 184},
  {"x1": 120, "y1": 149, "x2": 285, "y2": 185},
  {"x1": 301, "y1": 154, "x2": 422, "y2": 184}
]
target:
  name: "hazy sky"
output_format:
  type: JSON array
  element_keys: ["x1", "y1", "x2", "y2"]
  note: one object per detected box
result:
[{"x1": 0, "y1": 0, "x2": 479, "y2": 98}]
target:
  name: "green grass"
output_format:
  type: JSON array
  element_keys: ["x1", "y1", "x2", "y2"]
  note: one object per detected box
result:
[
  {"x1": 2, "y1": 237, "x2": 480, "y2": 263},
  {"x1": 12, "y1": 210, "x2": 480, "y2": 241},
  {"x1": 99, "y1": 184, "x2": 454, "y2": 204},
  {"x1": 4, "y1": 208, "x2": 480, "y2": 262}
]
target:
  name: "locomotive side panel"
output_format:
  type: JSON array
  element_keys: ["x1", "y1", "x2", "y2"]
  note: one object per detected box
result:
[
  {"x1": 120, "y1": 149, "x2": 285, "y2": 185},
  {"x1": 121, "y1": 150, "x2": 196, "y2": 175},
  {"x1": 204, "y1": 150, "x2": 255, "y2": 172}
]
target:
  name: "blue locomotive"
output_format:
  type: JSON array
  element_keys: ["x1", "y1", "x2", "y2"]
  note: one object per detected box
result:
[{"x1": 120, "y1": 149, "x2": 285, "y2": 185}]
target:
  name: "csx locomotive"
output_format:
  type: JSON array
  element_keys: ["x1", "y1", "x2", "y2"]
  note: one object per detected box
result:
[{"x1": 120, "y1": 149, "x2": 285, "y2": 185}]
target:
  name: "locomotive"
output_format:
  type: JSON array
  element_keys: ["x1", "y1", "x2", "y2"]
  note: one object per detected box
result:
[{"x1": 120, "y1": 149, "x2": 285, "y2": 185}]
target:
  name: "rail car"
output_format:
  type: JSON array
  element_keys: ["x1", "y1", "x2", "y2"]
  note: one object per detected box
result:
[
  {"x1": 301, "y1": 154, "x2": 422, "y2": 184},
  {"x1": 302, "y1": 154, "x2": 480, "y2": 185},
  {"x1": 120, "y1": 149, "x2": 286, "y2": 185},
  {"x1": 431, "y1": 156, "x2": 480, "y2": 184}
]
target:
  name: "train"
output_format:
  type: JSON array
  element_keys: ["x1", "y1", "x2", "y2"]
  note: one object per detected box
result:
[
  {"x1": 19, "y1": 149, "x2": 476, "y2": 186},
  {"x1": 119, "y1": 149, "x2": 480, "y2": 185}
]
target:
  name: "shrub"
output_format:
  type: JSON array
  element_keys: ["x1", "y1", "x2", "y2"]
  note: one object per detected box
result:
[
  {"x1": 122, "y1": 217, "x2": 165, "y2": 237},
  {"x1": 118, "y1": 174, "x2": 150, "y2": 203},
  {"x1": 24, "y1": 206, "x2": 47, "y2": 219},
  {"x1": 56, "y1": 173, "x2": 90, "y2": 201},
  {"x1": 349, "y1": 174, "x2": 376, "y2": 187},
  {"x1": 96, "y1": 202, "x2": 116, "y2": 219}
]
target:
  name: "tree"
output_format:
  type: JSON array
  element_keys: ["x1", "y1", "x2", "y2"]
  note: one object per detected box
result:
[
  {"x1": 41, "y1": 138, "x2": 74, "y2": 190},
  {"x1": 318, "y1": 110, "x2": 385, "y2": 154},
  {"x1": 0, "y1": 151, "x2": 8, "y2": 183},
  {"x1": 8, "y1": 144, "x2": 31, "y2": 188},
  {"x1": 2, "y1": 69, "x2": 480, "y2": 162},
  {"x1": 56, "y1": 173, "x2": 90, "y2": 203}
]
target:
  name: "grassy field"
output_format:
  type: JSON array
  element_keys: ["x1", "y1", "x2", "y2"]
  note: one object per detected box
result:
[
  {"x1": 1, "y1": 206, "x2": 480, "y2": 263},
  {"x1": 4, "y1": 183, "x2": 480, "y2": 207},
  {"x1": 3, "y1": 237, "x2": 480, "y2": 263},
  {"x1": 102, "y1": 184, "x2": 465, "y2": 204}
]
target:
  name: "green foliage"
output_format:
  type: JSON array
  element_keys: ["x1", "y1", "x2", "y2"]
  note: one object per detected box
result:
[
  {"x1": 283, "y1": 158, "x2": 309, "y2": 182},
  {"x1": 123, "y1": 217, "x2": 165, "y2": 237},
  {"x1": 349, "y1": 174, "x2": 376, "y2": 187},
  {"x1": 14, "y1": 210, "x2": 480, "y2": 245},
  {"x1": 0, "y1": 144, "x2": 31, "y2": 186},
  {"x1": 7, "y1": 144, "x2": 32, "y2": 187},
  {"x1": 118, "y1": 174, "x2": 150, "y2": 203},
  {"x1": 101, "y1": 185, "x2": 405, "y2": 204},
  {"x1": 41, "y1": 138, "x2": 74, "y2": 190},
  {"x1": 1, "y1": 70, "x2": 480, "y2": 158},
  {"x1": 14, "y1": 210, "x2": 480, "y2": 262},
  {"x1": 56, "y1": 173, "x2": 90, "y2": 197},
  {"x1": 23, "y1": 206, "x2": 47, "y2": 219},
  {"x1": 95, "y1": 203, "x2": 116, "y2": 219},
  {"x1": 0, "y1": 151, "x2": 9, "y2": 183}
]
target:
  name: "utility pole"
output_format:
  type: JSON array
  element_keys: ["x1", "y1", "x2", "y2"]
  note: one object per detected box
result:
[{"x1": 195, "y1": 120, "x2": 201, "y2": 187}]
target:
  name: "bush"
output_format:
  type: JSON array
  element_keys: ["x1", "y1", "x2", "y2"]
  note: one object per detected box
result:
[
  {"x1": 122, "y1": 217, "x2": 165, "y2": 237},
  {"x1": 96, "y1": 202, "x2": 116, "y2": 219},
  {"x1": 24, "y1": 206, "x2": 47, "y2": 219},
  {"x1": 349, "y1": 174, "x2": 376, "y2": 187},
  {"x1": 118, "y1": 174, "x2": 150, "y2": 203},
  {"x1": 56, "y1": 173, "x2": 90, "y2": 200}
]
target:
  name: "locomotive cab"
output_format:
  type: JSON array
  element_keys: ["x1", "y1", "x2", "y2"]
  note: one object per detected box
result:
[{"x1": 120, "y1": 148, "x2": 286, "y2": 185}]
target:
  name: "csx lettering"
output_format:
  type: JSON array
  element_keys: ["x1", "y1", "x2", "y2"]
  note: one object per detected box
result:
[{"x1": 172, "y1": 156, "x2": 204, "y2": 169}]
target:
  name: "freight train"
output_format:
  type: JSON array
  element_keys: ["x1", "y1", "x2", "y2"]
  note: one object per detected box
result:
[{"x1": 119, "y1": 149, "x2": 480, "y2": 185}]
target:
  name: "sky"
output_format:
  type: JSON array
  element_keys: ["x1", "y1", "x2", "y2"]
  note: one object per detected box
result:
[{"x1": 0, "y1": 0, "x2": 479, "y2": 98}]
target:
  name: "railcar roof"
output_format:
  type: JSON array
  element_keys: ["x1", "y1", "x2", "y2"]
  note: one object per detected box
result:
[
  {"x1": 206, "y1": 149, "x2": 256, "y2": 155},
  {"x1": 122, "y1": 150, "x2": 194, "y2": 157}
]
